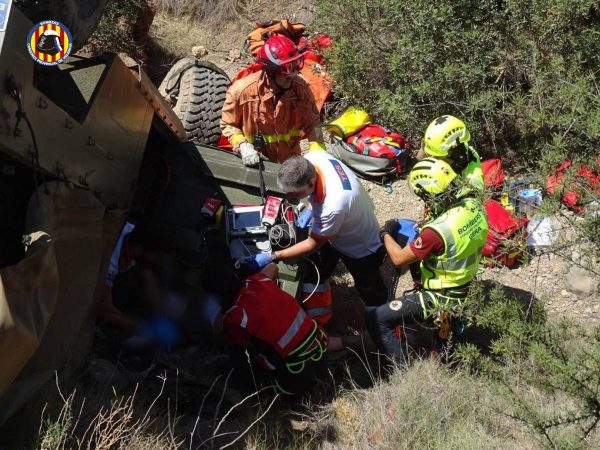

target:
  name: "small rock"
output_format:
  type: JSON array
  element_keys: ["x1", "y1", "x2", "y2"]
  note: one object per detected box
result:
[
  {"x1": 561, "y1": 290, "x2": 570, "y2": 297},
  {"x1": 192, "y1": 45, "x2": 208, "y2": 58},
  {"x1": 565, "y1": 265, "x2": 599, "y2": 297},
  {"x1": 227, "y1": 48, "x2": 241, "y2": 62}
]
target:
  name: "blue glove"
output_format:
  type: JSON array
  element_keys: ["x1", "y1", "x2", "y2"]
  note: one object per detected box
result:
[
  {"x1": 397, "y1": 219, "x2": 418, "y2": 245},
  {"x1": 395, "y1": 219, "x2": 418, "y2": 248},
  {"x1": 137, "y1": 317, "x2": 180, "y2": 352},
  {"x1": 296, "y1": 208, "x2": 313, "y2": 228},
  {"x1": 236, "y1": 252, "x2": 273, "y2": 271}
]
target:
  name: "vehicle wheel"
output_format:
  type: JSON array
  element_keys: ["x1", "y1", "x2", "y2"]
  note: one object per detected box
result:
[
  {"x1": 174, "y1": 65, "x2": 230, "y2": 145},
  {"x1": 16, "y1": 0, "x2": 108, "y2": 51}
]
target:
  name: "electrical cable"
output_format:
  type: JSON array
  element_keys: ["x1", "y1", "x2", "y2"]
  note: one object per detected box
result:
[
  {"x1": 268, "y1": 204, "x2": 297, "y2": 248},
  {"x1": 301, "y1": 256, "x2": 320, "y2": 303},
  {"x1": 238, "y1": 238, "x2": 254, "y2": 256}
]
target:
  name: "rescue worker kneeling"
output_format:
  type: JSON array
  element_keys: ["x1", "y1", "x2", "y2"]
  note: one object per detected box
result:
[
  {"x1": 367, "y1": 158, "x2": 488, "y2": 366},
  {"x1": 213, "y1": 263, "x2": 328, "y2": 396}
]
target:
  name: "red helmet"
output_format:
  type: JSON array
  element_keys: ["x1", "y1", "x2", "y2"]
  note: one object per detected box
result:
[{"x1": 256, "y1": 35, "x2": 304, "y2": 76}]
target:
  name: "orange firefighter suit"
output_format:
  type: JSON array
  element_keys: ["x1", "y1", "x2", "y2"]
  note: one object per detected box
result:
[{"x1": 220, "y1": 70, "x2": 325, "y2": 163}]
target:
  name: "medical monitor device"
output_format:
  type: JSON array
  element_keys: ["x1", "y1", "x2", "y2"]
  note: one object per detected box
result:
[{"x1": 226, "y1": 205, "x2": 268, "y2": 238}]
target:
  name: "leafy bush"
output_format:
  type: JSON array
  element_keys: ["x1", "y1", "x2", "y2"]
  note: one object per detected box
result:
[{"x1": 314, "y1": 0, "x2": 600, "y2": 165}]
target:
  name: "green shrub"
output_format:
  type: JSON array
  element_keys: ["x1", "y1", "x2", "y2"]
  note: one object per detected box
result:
[
  {"x1": 455, "y1": 281, "x2": 600, "y2": 448},
  {"x1": 90, "y1": 0, "x2": 146, "y2": 54},
  {"x1": 314, "y1": 0, "x2": 600, "y2": 165}
]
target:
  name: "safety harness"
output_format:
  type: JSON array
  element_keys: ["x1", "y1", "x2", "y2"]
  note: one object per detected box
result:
[
  {"x1": 272, "y1": 321, "x2": 327, "y2": 395},
  {"x1": 284, "y1": 321, "x2": 327, "y2": 374},
  {"x1": 415, "y1": 286, "x2": 469, "y2": 340}
]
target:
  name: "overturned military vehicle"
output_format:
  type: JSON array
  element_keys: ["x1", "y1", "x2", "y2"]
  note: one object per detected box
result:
[{"x1": 0, "y1": 1, "x2": 303, "y2": 430}]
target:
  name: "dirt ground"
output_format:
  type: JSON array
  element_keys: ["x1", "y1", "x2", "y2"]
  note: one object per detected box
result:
[{"x1": 146, "y1": 1, "x2": 316, "y2": 83}]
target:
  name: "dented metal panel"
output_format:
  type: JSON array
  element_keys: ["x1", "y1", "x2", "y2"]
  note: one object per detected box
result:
[{"x1": 0, "y1": 8, "x2": 156, "y2": 208}]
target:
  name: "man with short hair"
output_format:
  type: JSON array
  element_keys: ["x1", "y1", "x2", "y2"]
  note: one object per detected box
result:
[
  {"x1": 220, "y1": 34, "x2": 325, "y2": 165},
  {"x1": 238, "y1": 151, "x2": 388, "y2": 325}
]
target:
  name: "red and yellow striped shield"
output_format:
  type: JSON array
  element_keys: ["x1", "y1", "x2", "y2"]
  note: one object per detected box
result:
[{"x1": 27, "y1": 20, "x2": 73, "y2": 66}]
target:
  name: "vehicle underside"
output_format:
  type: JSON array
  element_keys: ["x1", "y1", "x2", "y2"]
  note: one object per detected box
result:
[{"x1": 0, "y1": 6, "x2": 303, "y2": 428}]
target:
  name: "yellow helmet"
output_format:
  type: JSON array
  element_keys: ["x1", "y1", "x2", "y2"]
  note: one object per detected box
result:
[
  {"x1": 423, "y1": 115, "x2": 471, "y2": 157},
  {"x1": 409, "y1": 158, "x2": 458, "y2": 198}
]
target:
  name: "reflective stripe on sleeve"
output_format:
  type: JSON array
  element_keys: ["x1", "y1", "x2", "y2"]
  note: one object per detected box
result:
[
  {"x1": 262, "y1": 129, "x2": 302, "y2": 143},
  {"x1": 277, "y1": 308, "x2": 308, "y2": 349},
  {"x1": 307, "y1": 306, "x2": 332, "y2": 318},
  {"x1": 230, "y1": 133, "x2": 248, "y2": 146},
  {"x1": 302, "y1": 282, "x2": 329, "y2": 293}
]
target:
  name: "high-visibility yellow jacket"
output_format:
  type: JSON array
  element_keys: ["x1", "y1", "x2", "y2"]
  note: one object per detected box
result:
[
  {"x1": 220, "y1": 70, "x2": 325, "y2": 163},
  {"x1": 420, "y1": 197, "x2": 488, "y2": 290}
]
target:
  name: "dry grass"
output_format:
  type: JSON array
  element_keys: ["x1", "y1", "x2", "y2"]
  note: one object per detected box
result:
[
  {"x1": 152, "y1": 0, "x2": 316, "y2": 26},
  {"x1": 34, "y1": 367, "x2": 288, "y2": 450},
  {"x1": 37, "y1": 373, "x2": 179, "y2": 450},
  {"x1": 314, "y1": 359, "x2": 536, "y2": 449},
  {"x1": 147, "y1": 0, "x2": 316, "y2": 80},
  {"x1": 152, "y1": 0, "x2": 241, "y2": 27}
]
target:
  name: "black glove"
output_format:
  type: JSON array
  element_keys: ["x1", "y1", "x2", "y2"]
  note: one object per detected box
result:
[
  {"x1": 380, "y1": 219, "x2": 398, "y2": 242},
  {"x1": 384, "y1": 219, "x2": 398, "y2": 236}
]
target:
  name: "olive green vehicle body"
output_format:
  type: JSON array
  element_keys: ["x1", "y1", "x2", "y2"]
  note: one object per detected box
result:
[{"x1": 0, "y1": 7, "x2": 301, "y2": 426}]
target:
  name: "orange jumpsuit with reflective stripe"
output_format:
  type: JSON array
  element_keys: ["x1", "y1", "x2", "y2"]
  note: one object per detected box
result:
[{"x1": 220, "y1": 70, "x2": 325, "y2": 163}]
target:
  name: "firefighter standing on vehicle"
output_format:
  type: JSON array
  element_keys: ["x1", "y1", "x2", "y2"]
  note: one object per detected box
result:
[
  {"x1": 220, "y1": 34, "x2": 326, "y2": 165},
  {"x1": 236, "y1": 151, "x2": 388, "y2": 326},
  {"x1": 367, "y1": 158, "x2": 488, "y2": 366},
  {"x1": 214, "y1": 263, "x2": 328, "y2": 396},
  {"x1": 418, "y1": 115, "x2": 485, "y2": 194}
]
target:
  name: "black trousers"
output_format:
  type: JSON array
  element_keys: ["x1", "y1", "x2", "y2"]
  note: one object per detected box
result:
[
  {"x1": 365, "y1": 293, "x2": 425, "y2": 366},
  {"x1": 306, "y1": 242, "x2": 388, "y2": 306}
]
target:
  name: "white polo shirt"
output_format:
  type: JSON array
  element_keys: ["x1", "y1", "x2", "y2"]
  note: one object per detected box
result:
[{"x1": 304, "y1": 150, "x2": 381, "y2": 259}]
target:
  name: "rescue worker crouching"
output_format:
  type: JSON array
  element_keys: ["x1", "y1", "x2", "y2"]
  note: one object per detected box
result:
[
  {"x1": 212, "y1": 263, "x2": 329, "y2": 396},
  {"x1": 418, "y1": 115, "x2": 485, "y2": 195},
  {"x1": 236, "y1": 152, "x2": 388, "y2": 326},
  {"x1": 220, "y1": 34, "x2": 326, "y2": 165},
  {"x1": 367, "y1": 158, "x2": 488, "y2": 367}
]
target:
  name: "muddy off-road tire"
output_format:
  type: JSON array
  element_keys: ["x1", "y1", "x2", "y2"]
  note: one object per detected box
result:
[
  {"x1": 173, "y1": 65, "x2": 230, "y2": 145},
  {"x1": 16, "y1": 0, "x2": 108, "y2": 51}
]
